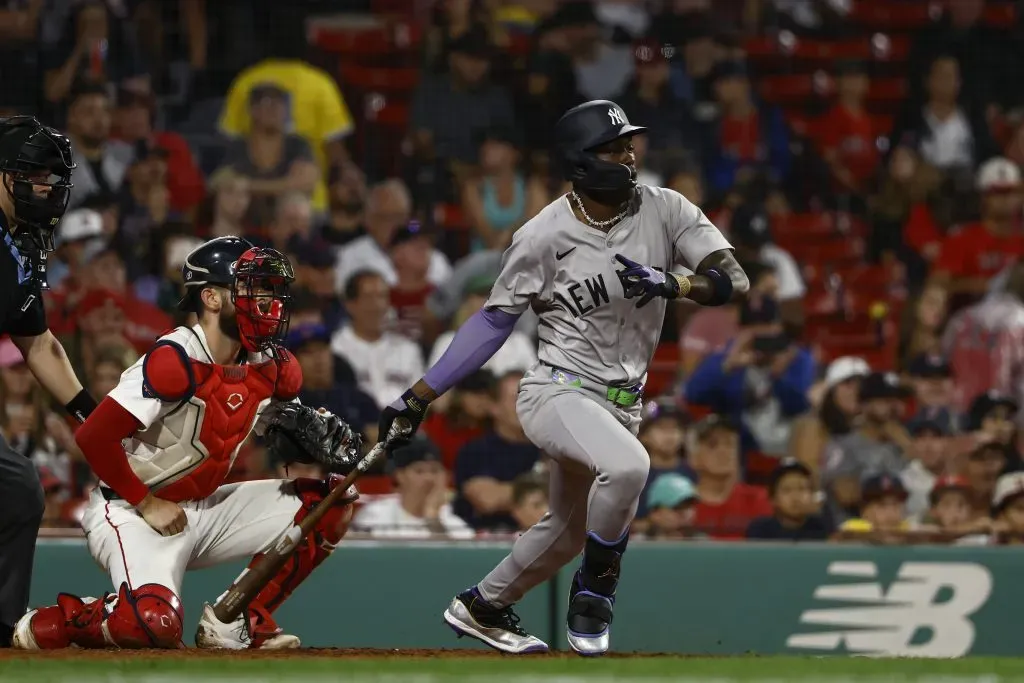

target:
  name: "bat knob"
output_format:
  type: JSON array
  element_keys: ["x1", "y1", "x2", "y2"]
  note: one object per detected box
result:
[{"x1": 391, "y1": 417, "x2": 412, "y2": 438}]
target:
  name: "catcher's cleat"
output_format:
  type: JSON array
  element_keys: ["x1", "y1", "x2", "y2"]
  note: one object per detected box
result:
[
  {"x1": 566, "y1": 571, "x2": 613, "y2": 656},
  {"x1": 195, "y1": 603, "x2": 300, "y2": 650},
  {"x1": 442, "y1": 587, "x2": 548, "y2": 654}
]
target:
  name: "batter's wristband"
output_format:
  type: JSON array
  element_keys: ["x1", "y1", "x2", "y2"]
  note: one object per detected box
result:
[
  {"x1": 703, "y1": 268, "x2": 733, "y2": 307},
  {"x1": 669, "y1": 273, "x2": 691, "y2": 299},
  {"x1": 65, "y1": 389, "x2": 99, "y2": 424}
]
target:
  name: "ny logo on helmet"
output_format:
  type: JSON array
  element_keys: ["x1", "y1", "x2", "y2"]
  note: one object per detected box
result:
[{"x1": 607, "y1": 109, "x2": 624, "y2": 125}]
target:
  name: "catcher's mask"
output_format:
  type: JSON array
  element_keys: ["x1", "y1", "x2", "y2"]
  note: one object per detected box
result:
[
  {"x1": 0, "y1": 116, "x2": 75, "y2": 287},
  {"x1": 231, "y1": 246, "x2": 294, "y2": 354}
]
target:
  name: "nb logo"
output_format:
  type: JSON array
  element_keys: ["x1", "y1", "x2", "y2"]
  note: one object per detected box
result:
[
  {"x1": 20, "y1": 294, "x2": 35, "y2": 312},
  {"x1": 787, "y1": 561, "x2": 993, "y2": 657},
  {"x1": 607, "y1": 109, "x2": 624, "y2": 125}
]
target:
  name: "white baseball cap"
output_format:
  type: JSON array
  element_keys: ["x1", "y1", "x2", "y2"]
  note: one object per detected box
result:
[
  {"x1": 976, "y1": 157, "x2": 1022, "y2": 192},
  {"x1": 56, "y1": 208, "x2": 103, "y2": 247},
  {"x1": 993, "y1": 471, "x2": 1024, "y2": 511},
  {"x1": 824, "y1": 356, "x2": 870, "y2": 390}
]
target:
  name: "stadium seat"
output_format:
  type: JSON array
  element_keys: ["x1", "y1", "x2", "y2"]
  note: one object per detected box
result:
[
  {"x1": 849, "y1": 2, "x2": 936, "y2": 31},
  {"x1": 341, "y1": 65, "x2": 420, "y2": 93}
]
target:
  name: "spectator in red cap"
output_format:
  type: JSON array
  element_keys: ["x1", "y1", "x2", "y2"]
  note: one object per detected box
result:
[
  {"x1": 746, "y1": 459, "x2": 832, "y2": 541},
  {"x1": 932, "y1": 157, "x2": 1024, "y2": 306},
  {"x1": 57, "y1": 289, "x2": 140, "y2": 391},
  {"x1": 37, "y1": 466, "x2": 68, "y2": 528},
  {"x1": 690, "y1": 415, "x2": 772, "y2": 539},
  {"x1": 838, "y1": 473, "x2": 912, "y2": 535}
]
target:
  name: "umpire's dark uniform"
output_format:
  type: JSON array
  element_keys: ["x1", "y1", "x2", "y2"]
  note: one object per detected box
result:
[
  {"x1": 0, "y1": 116, "x2": 85, "y2": 648},
  {"x1": 0, "y1": 210, "x2": 47, "y2": 647}
]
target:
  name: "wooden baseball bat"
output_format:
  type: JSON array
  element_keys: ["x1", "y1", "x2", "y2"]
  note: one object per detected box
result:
[{"x1": 212, "y1": 418, "x2": 411, "y2": 623}]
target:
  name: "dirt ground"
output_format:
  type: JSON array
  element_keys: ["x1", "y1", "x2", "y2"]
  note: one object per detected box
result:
[{"x1": 0, "y1": 648, "x2": 681, "y2": 660}]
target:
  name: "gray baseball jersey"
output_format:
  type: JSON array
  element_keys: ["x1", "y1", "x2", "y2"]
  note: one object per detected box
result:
[{"x1": 484, "y1": 185, "x2": 732, "y2": 386}]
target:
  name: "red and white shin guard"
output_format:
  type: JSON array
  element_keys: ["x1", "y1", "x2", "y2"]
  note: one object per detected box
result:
[
  {"x1": 197, "y1": 475, "x2": 356, "y2": 649},
  {"x1": 13, "y1": 583, "x2": 184, "y2": 650}
]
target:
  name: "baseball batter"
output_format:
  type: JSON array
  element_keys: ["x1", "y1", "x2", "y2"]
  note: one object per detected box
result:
[
  {"x1": 12, "y1": 237, "x2": 362, "y2": 650},
  {"x1": 379, "y1": 100, "x2": 749, "y2": 656}
]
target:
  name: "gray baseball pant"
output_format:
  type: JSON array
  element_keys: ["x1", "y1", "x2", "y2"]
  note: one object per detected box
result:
[{"x1": 476, "y1": 364, "x2": 648, "y2": 608}]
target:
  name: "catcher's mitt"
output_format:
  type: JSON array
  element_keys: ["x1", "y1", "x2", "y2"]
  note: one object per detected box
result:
[{"x1": 261, "y1": 402, "x2": 362, "y2": 474}]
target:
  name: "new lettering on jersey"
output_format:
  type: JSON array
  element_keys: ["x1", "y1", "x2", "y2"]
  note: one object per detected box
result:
[{"x1": 485, "y1": 186, "x2": 730, "y2": 385}]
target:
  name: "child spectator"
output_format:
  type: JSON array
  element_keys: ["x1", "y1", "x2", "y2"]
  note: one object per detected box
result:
[
  {"x1": 963, "y1": 392, "x2": 1020, "y2": 466},
  {"x1": 690, "y1": 415, "x2": 772, "y2": 539},
  {"x1": 839, "y1": 473, "x2": 912, "y2": 536},
  {"x1": 992, "y1": 471, "x2": 1024, "y2": 544},
  {"x1": 635, "y1": 398, "x2": 694, "y2": 520},
  {"x1": 746, "y1": 459, "x2": 832, "y2": 541},
  {"x1": 923, "y1": 475, "x2": 990, "y2": 544},
  {"x1": 509, "y1": 472, "x2": 549, "y2": 533},
  {"x1": 963, "y1": 441, "x2": 1008, "y2": 521},
  {"x1": 645, "y1": 473, "x2": 702, "y2": 540}
]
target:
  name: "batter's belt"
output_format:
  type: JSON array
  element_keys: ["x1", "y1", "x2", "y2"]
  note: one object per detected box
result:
[{"x1": 542, "y1": 363, "x2": 644, "y2": 407}]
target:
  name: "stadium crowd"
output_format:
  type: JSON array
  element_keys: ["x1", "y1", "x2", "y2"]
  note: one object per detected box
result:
[{"x1": 6, "y1": 0, "x2": 1024, "y2": 545}]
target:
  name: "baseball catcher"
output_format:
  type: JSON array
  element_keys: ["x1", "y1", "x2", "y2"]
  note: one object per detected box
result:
[{"x1": 12, "y1": 236, "x2": 362, "y2": 650}]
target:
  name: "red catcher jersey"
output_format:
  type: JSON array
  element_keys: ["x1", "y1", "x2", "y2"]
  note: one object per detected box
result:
[{"x1": 105, "y1": 325, "x2": 301, "y2": 502}]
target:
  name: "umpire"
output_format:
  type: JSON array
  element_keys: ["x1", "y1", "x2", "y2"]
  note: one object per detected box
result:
[{"x1": 0, "y1": 117, "x2": 98, "y2": 647}]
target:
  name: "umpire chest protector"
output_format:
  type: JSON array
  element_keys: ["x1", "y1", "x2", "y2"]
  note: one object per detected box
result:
[{"x1": 128, "y1": 326, "x2": 301, "y2": 502}]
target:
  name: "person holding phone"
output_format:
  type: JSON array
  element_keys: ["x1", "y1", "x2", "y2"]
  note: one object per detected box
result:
[{"x1": 685, "y1": 265, "x2": 816, "y2": 461}]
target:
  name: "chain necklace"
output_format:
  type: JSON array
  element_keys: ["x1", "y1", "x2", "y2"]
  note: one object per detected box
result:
[{"x1": 570, "y1": 191, "x2": 628, "y2": 229}]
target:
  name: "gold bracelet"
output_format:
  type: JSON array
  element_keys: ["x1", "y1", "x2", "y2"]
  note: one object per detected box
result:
[{"x1": 671, "y1": 273, "x2": 691, "y2": 299}]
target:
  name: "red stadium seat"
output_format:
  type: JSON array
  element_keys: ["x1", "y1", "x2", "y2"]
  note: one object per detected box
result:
[
  {"x1": 355, "y1": 475, "x2": 394, "y2": 496},
  {"x1": 849, "y1": 2, "x2": 936, "y2": 31},
  {"x1": 985, "y1": 3, "x2": 1016, "y2": 26},
  {"x1": 342, "y1": 65, "x2": 420, "y2": 93},
  {"x1": 868, "y1": 78, "x2": 908, "y2": 104},
  {"x1": 759, "y1": 73, "x2": 834, "y2": 105}
]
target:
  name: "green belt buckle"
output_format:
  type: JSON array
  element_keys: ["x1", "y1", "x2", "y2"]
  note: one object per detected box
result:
[{"x1": 606, "y1": 386, "x2": 638, "y2": 407}]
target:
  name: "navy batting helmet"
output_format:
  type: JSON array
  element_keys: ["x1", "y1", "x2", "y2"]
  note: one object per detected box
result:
[{"x1": 553, "y1": 100, "x2": 646, "y2": 194}]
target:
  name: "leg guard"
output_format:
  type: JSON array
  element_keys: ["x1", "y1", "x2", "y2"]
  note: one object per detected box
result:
[
  {"x1": 15, "y1": 583, "x2": 183, "y2": 650},
  {"x1": 566, "y1": 531, "x2": 629, "y2": 656},
  {"x1": 243, "y1": 475, "x2": 355, "y2": 646}
]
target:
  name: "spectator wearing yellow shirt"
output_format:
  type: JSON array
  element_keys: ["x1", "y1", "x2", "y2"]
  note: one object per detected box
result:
[
  {"x1": 839, "y1": 473, "x2": 912, "y2": 534},
  {"x1": 218, "y1": 50, "x2": 358, "y2": 213}
]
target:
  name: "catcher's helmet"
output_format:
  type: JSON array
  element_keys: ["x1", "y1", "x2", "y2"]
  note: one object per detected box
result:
[
  {"x1": 553, "y1": 100, "x2": 646, "y2": 194},
  {"x1": 179, "y1": 236, "x2": 296, "y2": 354},
  {"x1": 0, "y1": 116, "x2": 75, "y2": 286}
]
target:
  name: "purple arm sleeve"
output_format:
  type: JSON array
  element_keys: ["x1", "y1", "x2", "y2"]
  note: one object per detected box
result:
[{"x1": 422, "y1": 307, "x2": 520, "y2": 395}]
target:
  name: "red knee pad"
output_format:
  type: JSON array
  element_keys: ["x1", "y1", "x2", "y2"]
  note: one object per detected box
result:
[
  {"x1": 292, "y1": 475, "x2": 357, "y2": 546},
  {"x1": 105, "y1": 583, "x2": 184, "y2": 649}
]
